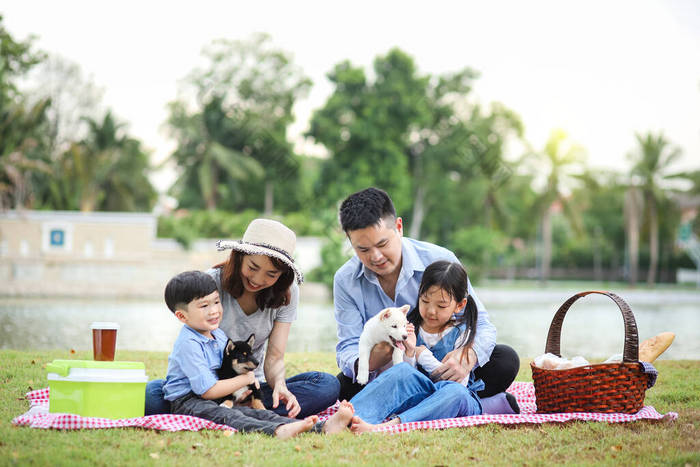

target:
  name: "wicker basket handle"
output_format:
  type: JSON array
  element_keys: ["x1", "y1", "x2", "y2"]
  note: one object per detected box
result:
[{"x1": 544, "y1": 291, "x2": 639, "y2": 363}]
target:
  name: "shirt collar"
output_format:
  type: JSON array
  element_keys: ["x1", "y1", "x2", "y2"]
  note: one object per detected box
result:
[{"x1": 183, "y1": 325, "x2": 220, "y2": 343}]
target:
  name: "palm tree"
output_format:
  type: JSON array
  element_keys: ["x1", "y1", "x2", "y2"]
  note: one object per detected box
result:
[
  {"x1": 629, "y1": 131, "x2": 682, "y2": 284},
  {"x1": 167, "y1": 97, "x2": 263, "y2": 211},
  {"x1": 534, "y1": 129, "x2": 585, "y2": 283},
  {"x1": 47, "y1": 111, "x2": 158, "y2": 212}
]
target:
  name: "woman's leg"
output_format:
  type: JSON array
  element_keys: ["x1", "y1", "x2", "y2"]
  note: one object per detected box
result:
[
  {"x1": 144, "y1": 379, "x2": 170, "y2": 415},
  {"x1": 349, "y1": 363, "x2": 436, "y2": 424},
  {"x1": 260, "y1": 371, "x2": 340, "y2": 418},
  {"x1": 395, "y1": 381, "x2": 482, "y2": 423},
  {"x1": 473, "y1": 344, "x2": 520, "y2": 398}
]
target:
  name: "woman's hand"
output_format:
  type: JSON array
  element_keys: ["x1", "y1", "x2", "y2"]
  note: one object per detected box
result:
[
  {"x1": 430, "y1": 347, "x2": 477, "y2": 382},
  {"x1": 272, "y1": 384, "x2": 300, "y2": 418},
  {"x1": 404, "y1": 323, "x2": 417, "y2": 357}
]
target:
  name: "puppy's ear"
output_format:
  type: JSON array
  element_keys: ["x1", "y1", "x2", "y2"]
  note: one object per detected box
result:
[
  {"x1": 225, "y1": 339, "x2": 235, "y2": 355},
  {"x1": 400, "y1": 304, "x2": 410, "y2": 315},
  {"x1": 246, "y1": 333, "x2": 255, "y2": 348},
  {"x1": 379, "y1": 309, "x2": 392, "y2": 321}
]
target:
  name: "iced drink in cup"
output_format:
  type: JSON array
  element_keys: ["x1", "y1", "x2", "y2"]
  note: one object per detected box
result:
[{"x1": 91, "y1": 322, "x2": 119, "y2": 361}]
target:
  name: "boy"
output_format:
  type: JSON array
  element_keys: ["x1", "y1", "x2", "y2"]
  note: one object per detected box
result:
[{"x1": 162, "y1": 270, "x2": 352, "y2": 438}]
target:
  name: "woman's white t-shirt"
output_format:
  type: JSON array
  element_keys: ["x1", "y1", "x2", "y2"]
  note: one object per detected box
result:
[{"x1": 207, "y1": 267, "x2": 298, "y2": 381}]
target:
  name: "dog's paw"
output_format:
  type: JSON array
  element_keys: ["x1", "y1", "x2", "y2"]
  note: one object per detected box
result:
[
  {"x1": 356, "y1": 374, "x2": 368, "y2": 385},
  {"x1": 219, "y1": 399, "x2": 234, "y2": 409},
  {"x1": 250, "y1": 399, "x2": 266, "y2": 410}
]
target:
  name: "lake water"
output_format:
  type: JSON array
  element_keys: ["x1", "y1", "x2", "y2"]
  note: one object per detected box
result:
[{"x1": 1, "y1": 289, "x2": 698, "y2": 360}]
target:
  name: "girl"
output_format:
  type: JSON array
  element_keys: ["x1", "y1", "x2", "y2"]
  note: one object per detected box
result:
[
  {"x1": 146, "y1": 219, "x2": 340, "y2": 418},
  {"x1": 349, "y1": 260, "x2": 518, "y2": 433}
]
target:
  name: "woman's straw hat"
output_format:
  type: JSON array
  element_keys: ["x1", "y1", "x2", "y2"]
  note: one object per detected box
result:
[{"x1": 216, "y1": 219, "x2": 303, "y2": 284}]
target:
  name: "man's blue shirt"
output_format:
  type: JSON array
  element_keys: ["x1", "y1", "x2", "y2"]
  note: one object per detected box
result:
[
  {"x1": 163, "y1": 326, "x2": 227, "y2": 401},
  {"x1": 333, "y1": 237, "x2": 497, "y2": 381}
]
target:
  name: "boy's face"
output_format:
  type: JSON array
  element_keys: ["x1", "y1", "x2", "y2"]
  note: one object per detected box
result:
[
  {"x1": 175, "y1": 290, "x2": 222, "y2": 338},
  {"x1": 347, "y1": 217, "x2": 403, "y2": 280}
]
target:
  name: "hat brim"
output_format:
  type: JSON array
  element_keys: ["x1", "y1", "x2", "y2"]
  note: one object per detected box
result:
[{"x1": 217, "y1": 240, "x2": 304, "y2": 285}]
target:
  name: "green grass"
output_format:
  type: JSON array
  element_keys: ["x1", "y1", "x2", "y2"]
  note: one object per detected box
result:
[{"x1": 1, "y1": 349, "x2": 699, "y2": 466}]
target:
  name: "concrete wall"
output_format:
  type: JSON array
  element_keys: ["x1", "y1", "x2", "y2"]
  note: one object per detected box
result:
[{"x1": 0, "y1": 210, "x2": 326, "y2": 298}]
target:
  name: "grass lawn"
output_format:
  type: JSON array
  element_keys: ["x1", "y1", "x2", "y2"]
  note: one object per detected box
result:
[{"x1": 1, "y1": 349, "x2": 699, "y2": 466}]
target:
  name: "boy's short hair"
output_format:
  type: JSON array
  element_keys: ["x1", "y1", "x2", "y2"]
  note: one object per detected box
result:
[
  {"x1": 164, "y1": 270, "x2": 218, "y2": 313},
  {"x1": 339, "y1": 187, "x2": 396, "y2": 233}
]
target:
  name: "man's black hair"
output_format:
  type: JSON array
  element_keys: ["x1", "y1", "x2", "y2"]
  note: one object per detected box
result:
[
  {"x1": 339, "y1": 187, "x2": 396, "y2": 232},
  {"x1": 164, "y1": 270, "x2": 218, "y2": 313}
]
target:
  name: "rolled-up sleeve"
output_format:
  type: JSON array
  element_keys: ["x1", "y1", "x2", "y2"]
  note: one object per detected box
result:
[
  {"x1": 334, "y1": 273, "x2": 364, "y2": 379},
  {"x1": 468, "y1": 278, "x2": 497, "y2": 367}
]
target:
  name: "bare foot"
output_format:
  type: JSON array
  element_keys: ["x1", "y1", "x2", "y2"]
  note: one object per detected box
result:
[
  {"x1": 322, "y1": 400, "x2": 354, "y2": 434},
  {"x1": 350, "y1": 415, "x2": 400, "y2": 434},
  {"x1": 274, "y1": 416, "x2": 315, "y2": 440}
]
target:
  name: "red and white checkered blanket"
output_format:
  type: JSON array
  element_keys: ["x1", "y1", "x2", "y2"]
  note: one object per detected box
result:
[{"x1": 12, "y1": 382, "x2": 677, "y2": 433}]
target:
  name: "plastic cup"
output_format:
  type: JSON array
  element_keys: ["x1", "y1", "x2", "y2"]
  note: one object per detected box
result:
[{"x1": 91, "y1": 322, "x2": 120, "y2": 361}]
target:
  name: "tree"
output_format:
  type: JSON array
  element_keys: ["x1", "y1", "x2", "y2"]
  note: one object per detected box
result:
[
  {"x1": 0, "y1": 15, "x2": 50, "y2": 209},
  {"x1": 48, "y1": 111, "x2": 157, "y2": 212},
  {"x1": 167, "y1": 34, "x2": 310, "y2": 213},
  {"x1": 308, "y1": 50, "x2": 429, "y2": 214},
  {"x1": 532, "y1": 129, "x2": 585, "y2": 283},
  {"x1": 629, "y1": 131, "x2": 683, "y2": 284}
]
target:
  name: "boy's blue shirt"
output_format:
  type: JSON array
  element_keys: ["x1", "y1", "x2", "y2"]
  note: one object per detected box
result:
[{"x1": 163, "y1": 325, "x2": 227, "y2": 401}]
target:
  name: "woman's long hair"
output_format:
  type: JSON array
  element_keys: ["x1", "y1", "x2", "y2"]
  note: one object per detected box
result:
[
  {"x1": 215, "y1": 251, "x2": 295, "y2": 309},
  {"x1": 407, "y1": 260, "x2": 478, "y2": 363}
]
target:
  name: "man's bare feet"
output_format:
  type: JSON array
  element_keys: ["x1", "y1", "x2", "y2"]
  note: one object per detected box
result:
[
  {"x1": 274, "y1": 416, "x2": 317, "y2": 440},
  {"x1": 349, "y1": 415, "x2": 400, "y2": 434},
  {"x1": 322, "y1": 400, "x2": 354, "y2": 434}
]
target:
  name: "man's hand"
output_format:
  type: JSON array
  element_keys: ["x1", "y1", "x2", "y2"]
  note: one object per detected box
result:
[
  {"x1": 430, "y1": 347, "x2": 477, "y2": 382},
  {"x1": 272, "y1": 385, "x2": 300, "y2": 418},
  {"x1": 368, "y1": 341, "x2": 394, "y2": 371},
  {"x1": 404, "y1": 323, "x2": 417, "y2": 357}
]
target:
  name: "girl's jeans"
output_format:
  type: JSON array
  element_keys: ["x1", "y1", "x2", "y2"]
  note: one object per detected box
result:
[{"x1": 349, "y1": 362, "x2": 482, "y2": 424}]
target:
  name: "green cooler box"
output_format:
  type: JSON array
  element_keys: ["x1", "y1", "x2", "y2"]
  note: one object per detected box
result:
[{"x1": 47, "y1": 360, "x2": 148, "y2": 419}]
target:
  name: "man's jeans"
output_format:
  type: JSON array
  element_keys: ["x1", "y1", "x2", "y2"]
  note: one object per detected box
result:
[
  {"x1": 349, "y1": 363, "x2": 482, "y2": 424},
  {"x1": 145, "y1": 371, "x2": 340, "y2": 418}
]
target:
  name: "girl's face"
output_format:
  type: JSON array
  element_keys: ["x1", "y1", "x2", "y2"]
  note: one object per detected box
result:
[
  {"x1": 418, "y1": 285, "x2": 467, "y2": 334},
  {"x1": 240, "y1": 254, "x2": 282, "y2": 294}
]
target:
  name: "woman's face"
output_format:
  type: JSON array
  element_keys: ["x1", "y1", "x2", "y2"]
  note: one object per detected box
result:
[{"x1": 240, "y1": 254, "x2": 282, "y2": 293}]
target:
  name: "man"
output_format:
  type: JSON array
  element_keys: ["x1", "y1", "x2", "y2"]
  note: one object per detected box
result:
[{"x1": 334, "y1": 187, "x2": 520, "y2": 401}]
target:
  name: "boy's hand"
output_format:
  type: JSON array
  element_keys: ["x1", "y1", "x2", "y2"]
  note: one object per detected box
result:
[
  {"x1": 404, "y1": 323, "x2": 417, "y2": 357},
  {"x1": 246, "y1": 371, "x2": 260, "y2": 389}
]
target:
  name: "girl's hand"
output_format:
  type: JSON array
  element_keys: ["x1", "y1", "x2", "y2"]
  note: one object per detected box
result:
[
  {"x1": 415, "y1": 345, "x2": 427, "y2": 358},
  {"x1": 272, "y1": 385, "x2": 300, "y2": 418},
  {"x1": 404, "y1": 323, "x2": 417, "y2": 357}
]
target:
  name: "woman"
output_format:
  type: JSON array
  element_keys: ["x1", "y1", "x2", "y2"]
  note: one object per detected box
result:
[{"x1": 145, "y1": 219, "x2": 340, "y2": 418}]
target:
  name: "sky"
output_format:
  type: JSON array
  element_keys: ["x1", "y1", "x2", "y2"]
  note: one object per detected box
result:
[{"x1": 3, "y1": 0, "x2": 700, "y2": 193}]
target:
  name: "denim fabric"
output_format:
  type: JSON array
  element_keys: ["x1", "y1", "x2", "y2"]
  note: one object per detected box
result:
[
  {"x1": 350, "y1": 363, "x2": 482, "y2": 424},
  {"x1": 334, "y1": 237, "x2": 497, "y2": 381},
  {"x1": 145, "y1": 371, "x2": 339, "y2": 419}
]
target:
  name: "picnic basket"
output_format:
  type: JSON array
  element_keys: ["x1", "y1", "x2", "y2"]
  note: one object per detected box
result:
[{"x1": 530, "y1": 291, "x2": 648, "y2": 414}]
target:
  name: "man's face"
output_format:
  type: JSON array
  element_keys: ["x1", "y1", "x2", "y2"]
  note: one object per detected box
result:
[{"x1": 347, "y1": 217, "x2": 403, "y2": 278}]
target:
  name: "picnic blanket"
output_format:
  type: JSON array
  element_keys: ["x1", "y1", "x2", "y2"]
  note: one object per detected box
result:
[{"x1": 12, "y1": 382, "x2": 677, "y2": 433}]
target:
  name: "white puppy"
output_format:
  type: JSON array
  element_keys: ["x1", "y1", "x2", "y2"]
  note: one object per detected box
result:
[{"x1": 356, "y1": 304, "x2": 410, "y2": 385}]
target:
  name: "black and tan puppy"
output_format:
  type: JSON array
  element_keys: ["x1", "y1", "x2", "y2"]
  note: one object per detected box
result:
[{"x1": 217, "y1": 334, "x2": 265, "y2": 409}]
